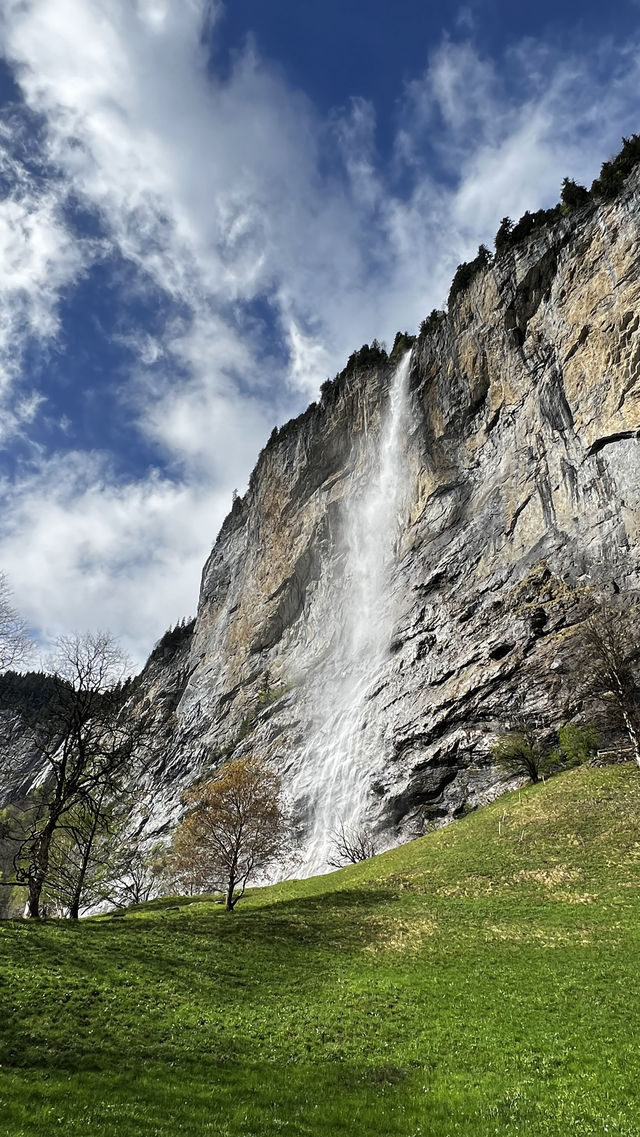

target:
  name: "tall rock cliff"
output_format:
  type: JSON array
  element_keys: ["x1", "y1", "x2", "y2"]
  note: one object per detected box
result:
[
  {"x1": 150, "y1": 165, "x2": 640, "y2": 868},
  {"x1": 2, "y1": 166, "x2": 639, "y2": 876}
]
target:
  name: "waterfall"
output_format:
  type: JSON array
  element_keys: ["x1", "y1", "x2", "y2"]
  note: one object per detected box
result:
[{"x1": 290, "y1": 350, "x2": 414, "y2": 874}]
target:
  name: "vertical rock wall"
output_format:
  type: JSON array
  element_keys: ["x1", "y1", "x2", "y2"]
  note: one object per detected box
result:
[{"x1": 166, "y1": 169, "x2": 639, "y2": 859}]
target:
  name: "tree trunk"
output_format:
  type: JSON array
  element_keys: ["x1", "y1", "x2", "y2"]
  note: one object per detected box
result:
[
  {"x1": 225, "y1": 873, "x2": 236, "y2": 911},
  {"x1": 622, "y1": 708, "x2": 640, "y2": 769},
  {"x1": 24, "y1": 821, "x2": 55, "y2": 918},
  {"x1": 25, "y1": 877, "x2": 42, "y2": 920},
  {"x1": 68, "y1": 801, "x2": 103, "y2": 920}
]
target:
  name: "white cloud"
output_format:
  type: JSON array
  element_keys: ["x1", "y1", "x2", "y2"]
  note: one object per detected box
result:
[
  {"x1": 0, "y1": 453, "x2": 228, "y2": 668},
  {"x1": 405, "y1": 38, "x2": 640, "y2": 241},
  {"x1": 0, "y1": 4, "x2": 639, "y2": 663},
  {"x1": 285, "y1": 322, "x2": 332, "y2": 400},
  {"x1": 420, "y1": 40, "x2": 500, "y2": 139}
]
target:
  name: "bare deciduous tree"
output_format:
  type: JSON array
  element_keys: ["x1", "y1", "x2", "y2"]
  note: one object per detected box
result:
[
  {"x1": 0, "y1": 572, "x2": 31, "y2": 672},
  {"x1": 582, "y1": 605, "x2": 640, "y2": 768},
  {"x1": 101, "y1": 841, "x2": 170, "y2": 909},
  {"x1": 40, "y1": 785, "x2": 140, "y2": 918},
  {"x1": 173, "y1": 756, "x2": 292, "y2": 911},
  {"x1": 327, "y1": 819, "x2": 378, "y2": 868},
  {"x1": 40, "y1": 791, "x2": 112, "y2": 917},
  {"x1": 2, "y1": 631, "x2": 146, "y2": 918}
]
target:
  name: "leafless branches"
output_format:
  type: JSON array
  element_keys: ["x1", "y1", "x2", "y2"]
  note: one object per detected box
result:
[
  {"x1": 581, "y1": 604, "x2": 640, "y2": 768},
  {"x1": 2, "y1": 631, "x2": 146, "y2": 917},
  {"x1": 327, "y1": 819, "x2": 378, "y2": 868},
  {"x1": 0, "y1": 572, "x2": 31, "y2": 672}
]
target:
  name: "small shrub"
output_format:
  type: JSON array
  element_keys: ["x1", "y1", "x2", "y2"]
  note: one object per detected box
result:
[
  {"x1": 492, "y1": 727, "x2": 551, "y2": 784},
  {"x1": 419, "y1": 309, "x2": 445, "y2": 338},
  {"x1": 552, "y1": 723, "x2": 600, "y2": 769},
  {"x1": 560, "y1": 177, "x2": 590, "y2": 211},
  {"x1": 448, "y1": 244, "x2": 492, "y2": 308},
  {"x1": 389, "y1": 331, "x2": 415, "y2": 364},
  {"x1": 591, "y1": 134, "x2": 640, "y2": 200},
  {"x1": 258, "y1": 669, "x2": 273, "y2": 706},
  {"x1": 237, "y1": 713, "x2": 256, "y2": 741},
  {"x1": 327, "y1": 820, "x2": 378, "y2": 868}
]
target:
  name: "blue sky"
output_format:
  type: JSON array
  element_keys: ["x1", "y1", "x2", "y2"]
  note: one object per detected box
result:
[{"x1": 0, "y1": 0, "x2": 639, "y2": 668}]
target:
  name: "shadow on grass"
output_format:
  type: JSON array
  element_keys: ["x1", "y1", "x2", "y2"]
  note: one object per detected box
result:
[
  {"x1": 0, "y1": 1059, "x2": 432, "y2": 1137},
  {"x1": 0, "y1": 886, "x2": 404, "y2": 1075}
]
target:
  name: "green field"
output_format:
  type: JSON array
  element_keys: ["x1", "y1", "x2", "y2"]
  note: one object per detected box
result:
[{"x1": 1, "y1": 763, "x2": 639, "y2": 1136}]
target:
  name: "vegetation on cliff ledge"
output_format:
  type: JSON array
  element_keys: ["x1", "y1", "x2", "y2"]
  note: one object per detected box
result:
[{"x1": 448, "y1": 134, "x2": 640, "y2": 308}]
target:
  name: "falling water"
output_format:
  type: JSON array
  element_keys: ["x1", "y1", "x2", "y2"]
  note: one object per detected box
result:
[{"x1": 290, "y1": 350, "x2": 414, "y2": 874}]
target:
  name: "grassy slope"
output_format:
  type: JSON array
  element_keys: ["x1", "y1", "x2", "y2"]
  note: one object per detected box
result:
[{"x1": 1, "y1": 764, "x2": 639, "y2": 1137}]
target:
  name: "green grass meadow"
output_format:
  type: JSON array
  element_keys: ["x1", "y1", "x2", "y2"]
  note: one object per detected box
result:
[{"x1": 1, "y1": 763, "x2": 639, "y2": 1136}]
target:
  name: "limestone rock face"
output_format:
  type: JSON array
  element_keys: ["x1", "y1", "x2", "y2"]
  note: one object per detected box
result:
[
  {"x1": 156, "y1": 168, "x2": 640, "y2": 862},
  {"x1": 3, "y1": 171, "x2": 640, "y2": 868}
]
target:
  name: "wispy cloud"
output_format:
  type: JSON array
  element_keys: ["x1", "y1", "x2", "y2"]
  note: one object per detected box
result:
[{"x1": 0, "y1": 130, "x2": 91, "y2": 405}]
